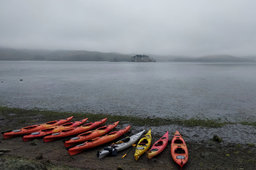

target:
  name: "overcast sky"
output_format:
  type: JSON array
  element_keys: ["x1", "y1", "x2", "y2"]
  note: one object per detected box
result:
[{"x1": 0, "y1": 0, "x2": 256, "y2": 56}]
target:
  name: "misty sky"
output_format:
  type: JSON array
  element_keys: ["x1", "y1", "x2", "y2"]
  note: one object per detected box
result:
[{"x1": 0, "y1": 0, "x2": 256, "y2": 56}]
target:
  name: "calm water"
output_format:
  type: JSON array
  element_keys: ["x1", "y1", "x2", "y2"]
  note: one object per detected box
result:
[{"x1": 0, "y1": 61, "x2": 256, "y2": 122}]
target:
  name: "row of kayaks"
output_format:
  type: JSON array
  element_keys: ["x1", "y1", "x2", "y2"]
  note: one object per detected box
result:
[{"x1": 1, "y1": 116, "x2": 188, "y2": 168}]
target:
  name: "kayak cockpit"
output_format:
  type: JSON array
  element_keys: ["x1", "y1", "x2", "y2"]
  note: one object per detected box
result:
[
  {"x1": 62, "y1": 122, "x2": 73, "y2": 126},
  {"x1": 97, "y1": 126, "x2": 107, "y2": 130},
  {"x1": 80, "y1": 131, "x2": 92, "y2": 136},
  {"x1": 46, "y1": 121, "x2": 57, "y2": 125},
  {"x1": 174, "y1": 139, "x2": 183, "y2": 144},
  {"x1": 42, "y1": 128, "x2": 55, "y2": 132},
  {"x1": 155, "y1": 141, "x2": 163, "y2": 146},
  {"x1": 139, "y1": 139, "x2": 148, "y2": 145},
  {"x1": 175, "y1": 148, "x2": 185, "y2": 154}
]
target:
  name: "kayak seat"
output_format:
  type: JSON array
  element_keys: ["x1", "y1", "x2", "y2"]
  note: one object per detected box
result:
[
  {"x1": 62, "y1": 129, "x2": 72, "y2": 132},
  {"x1": 175, "y1": 148, "x2": 185, "y2": 154},
  {"x1": 174, "y1": 139, "x2": 183, "y2": 144},
  {"x1": 97, "y1": 126, "x2": 107, "y2": 130},
  {"x1": 139, "y1": 139, "x2": 148, "y2": 145},
  {"x1": 62, "y1": 122, "x2": 73, "y2": 126},
  {"x1": 42, "y1": 128, "x2": 55, "y2": 132},
  {"x1": 104, "y1": 146, "x2": 118, "y2": 156},
  {"x1": 155, "y1": 141, "x2": 163, "y2": 146},
  {"x1": 109, "y1": 131, "x2": 117, "y2": 135},
  {"x1": 80, "y1": 131, "x2": 92, "y2": 136},
  {"x1": 150, "y1": 148, "x2": 159, "y2": 152},
  {"x1": 83, "y1": 122, "x2": 93, "y2": 126},
  {"x1": 121, "y1": 137, "x2": 130, "y2": 143}
]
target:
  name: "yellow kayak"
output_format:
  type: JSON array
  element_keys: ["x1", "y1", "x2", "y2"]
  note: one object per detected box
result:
[{"x1": 134, "y1": 129, "x2": 152, "y2": 161}]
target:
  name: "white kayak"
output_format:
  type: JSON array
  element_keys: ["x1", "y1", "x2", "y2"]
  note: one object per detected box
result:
[{"x1": 97, "y1": 130, "x2": 145, "y2": 159}]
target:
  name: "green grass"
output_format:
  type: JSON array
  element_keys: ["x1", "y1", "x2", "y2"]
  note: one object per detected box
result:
[
  {"x1": 240, "y1": 121, "x2": 256, "y2": 127},
  {"x1": 1, "y1": 106, "x2": 255, "y2": 128}
]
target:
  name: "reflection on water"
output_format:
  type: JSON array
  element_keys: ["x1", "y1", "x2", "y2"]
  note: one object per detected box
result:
[{"x1": 0, "y1": 61, "x2": 256, "y2": 122}]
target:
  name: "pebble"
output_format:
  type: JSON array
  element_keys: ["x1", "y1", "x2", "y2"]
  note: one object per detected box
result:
[{"x1": 36, "y1": 153, "x2": 43, "y2": 160}]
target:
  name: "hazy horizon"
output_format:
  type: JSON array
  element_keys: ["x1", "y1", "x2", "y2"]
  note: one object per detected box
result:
[{"x1": 1, "y1": 0, "x2": 256, "y2": 57}]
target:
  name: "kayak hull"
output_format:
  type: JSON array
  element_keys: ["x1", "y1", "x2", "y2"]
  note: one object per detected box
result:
[
  {"x1": 2, "y1": 116, "x2": 73, "y2": 139},
  {"x1": 22, "y1": 118, "x2": 88, "y2": 142},
  {"x1": 97, "y1": 130, "x2": 145, "y2": 159},
  {"x1": 64, "y1": 121, "x2": 119, "y2": 147},
  {"x1": 43, "y1": 118, "x2": 107, "y2": 142},
  {"x1": 68, "y1": 125, "x2": 131, "y2": 156},
  {"x1": 147, "y1": 131, "x2": 169, "y2": 159},
  {"x1": 134, "y1": 129, "x2": 152, "y2": 161},
  {"x1": 171, "y1": 131, "x2": 188, "y2": 168}
]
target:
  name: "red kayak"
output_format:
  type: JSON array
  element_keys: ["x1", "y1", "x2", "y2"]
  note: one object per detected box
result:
[
  {"x1": 22, "y1": 118, "x2": 88, "y2": 142},
  {"x1": 64, "y1": 121, "x2": 119, "y2": 147},
  {"x1": 43, "y1": 118, "x2": 107, "y2": 142},
  {"x1": 171, "y1": 131, "x2": 188, "y2": 168},
  {"x1": 2, "y1": 116, "x2": 73, "y2": 139},
  {"x1": 68, "y1": 125, "x2": 131, "y2": 156},
  {"x1": 147, "y1": 131, "x2": 169, "y2": 159}
]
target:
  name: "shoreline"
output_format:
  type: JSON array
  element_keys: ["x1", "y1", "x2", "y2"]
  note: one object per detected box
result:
[
  {"x1": 0, "y1": 106, "x2": 256, "y2": 169},
  {"x1": 1, "y1": 106, "x2": 256, "y2": 128},
  {"x1": 1, "y1": 106, "x2": 256, "y2": 144}
]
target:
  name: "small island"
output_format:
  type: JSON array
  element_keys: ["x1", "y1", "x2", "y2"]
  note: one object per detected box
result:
[{"x1": 131, "y1": 55, "x2": 155, "y2": 62}]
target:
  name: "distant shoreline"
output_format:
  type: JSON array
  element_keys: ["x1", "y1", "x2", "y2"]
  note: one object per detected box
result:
[{"x1": 0, "y1": 47, "x2": 255, "y2": 62}]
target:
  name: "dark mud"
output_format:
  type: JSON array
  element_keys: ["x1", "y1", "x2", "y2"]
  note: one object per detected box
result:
[
  {"x1": 138, "y1": 124, "x2": 256, "y2": 144},
  {"x1": 0, "y1": 107, "x2": 256, "y2": 169}
]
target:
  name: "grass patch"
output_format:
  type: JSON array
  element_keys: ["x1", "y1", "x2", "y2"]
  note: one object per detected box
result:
[
  {"x1": 240, "y1": 122, "x2": 256, "y2": 127},
  {"x1": 0, "y1": 106, "x2": 236, "y2": 128}
]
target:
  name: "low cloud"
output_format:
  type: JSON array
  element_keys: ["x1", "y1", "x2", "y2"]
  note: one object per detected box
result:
[{"x1": 0, "y1": 0, "x2": 256, "y2": 56}]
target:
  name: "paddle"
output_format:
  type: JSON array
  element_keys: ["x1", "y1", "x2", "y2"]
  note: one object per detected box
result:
[{"x1": 122, "y1": 144, "x2": 136, "y2": 159}]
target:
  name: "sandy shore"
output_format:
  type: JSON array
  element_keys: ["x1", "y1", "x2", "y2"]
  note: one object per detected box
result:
[{"x1": 0, "y1": 107, "x2": 256, "y2": 169}]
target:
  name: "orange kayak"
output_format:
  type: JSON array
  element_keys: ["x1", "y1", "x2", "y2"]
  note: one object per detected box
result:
[
  {"x1": 64, "y1": 121, "x2": 119, "y2": 147},
  {"x1": 43, "y1": 118, "x2": 107, "y2": 142},
  {"x1": 147, "y1": 131, "x2": 169, "y2": 159},
  {"x1": 22, "y1": 118, "x2": 88, "y2": 142},
  {"x1": 2, "y1": 116, "x2": 73, "y2": 139},
  {"x1": 68, "y1": 125, "x2": 131, "y2": 156},
  {"x1": 171, "y1": 131, "x2": 188, "y2": 168}
]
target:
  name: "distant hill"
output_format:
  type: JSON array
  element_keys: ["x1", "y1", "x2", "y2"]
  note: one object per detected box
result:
[
  {"x1": 131, "y1": 55, "x2": 155, "y2": 62},
  {"x1": 169, "y1": 55, "x2": 256, "y2": 62},
  {"x1": 0, "y1": 47, "x2": 131, "y2": 61},
  {"x1": 0, "y1": 47, "x2": 255, "y2": 62}
]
